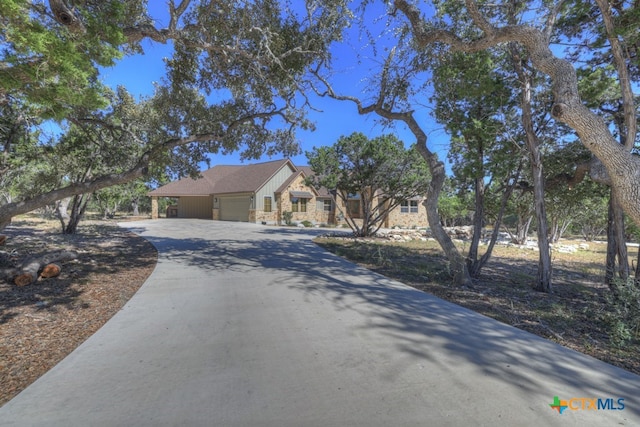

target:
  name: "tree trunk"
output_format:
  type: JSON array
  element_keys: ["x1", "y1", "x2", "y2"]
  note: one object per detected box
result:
[
  {"x1": 508, "y1": 29, "x2": 553, "y2": 292},
  {"x1": 476, "y1": 171, "x2": 519, "y2": 274},
  {"x1": 515, "y1": 215, "x2": 533, "y2": 245},
  {"x1": 55, "y1": 197, "x2": 71, "y2": 233},
  {"x1": 550, "y1": 219, "x2": 560, "y2": 243},
  {"x1": 421, "y1": 150, "x2": 472, "y2": 285},
  {"x1": 131, "y1": 198, "x2": 140, "y2": 216},
  {"x1": 467, "y1": 162, "x2": 485, "y2": 277},
  {"x1": 522, "y1": 88, "x2": 552, "y2": 293},
  {"x1": 64, "y1": 193, "x2": 91, "y2": 234},
  {"x1": 530, "y1": 153, "x2": 552, "y2": 293},
  {"x1": 605, "y1": 191, "x2": 629, "y2": 289},
  {"x1": 315, "y1": 53, "x2": 472, "y2": 285},
  {"x1": 11, "y1": 250, "x2": 78, "y2": 286}
]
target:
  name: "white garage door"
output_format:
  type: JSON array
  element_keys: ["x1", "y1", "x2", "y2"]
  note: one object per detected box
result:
[{"x1": 219, "y1": 196, "x2": 251, "y2": 222}]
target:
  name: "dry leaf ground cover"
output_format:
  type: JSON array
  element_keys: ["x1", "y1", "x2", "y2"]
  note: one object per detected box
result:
[
  {"x1": 315, "y1": 235, "x2": 640, "y2": 376},
  {"x1": 0, "y1": 216, "x2": 157, "y2": 406}
]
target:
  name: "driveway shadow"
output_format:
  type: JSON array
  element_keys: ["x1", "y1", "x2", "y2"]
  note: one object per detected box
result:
[{"x1": 124, "y1": 221, "x2": 640, "y2": 418}]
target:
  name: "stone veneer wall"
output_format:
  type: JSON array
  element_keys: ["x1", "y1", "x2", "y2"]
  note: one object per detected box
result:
[
  {"x1": 278, "y1": 174, "x2": 317, "y2": 224},
  {"x1": 253, "y1": 210, "x2": 279, "y2": 224},
  {"x1": 385, "y1": 200, "x2": 428, "y2": 228}
]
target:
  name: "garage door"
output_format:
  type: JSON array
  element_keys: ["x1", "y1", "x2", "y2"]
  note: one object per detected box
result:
[
  {"x1": 219, "y1": 196, "x2": 251, "y2": 222},
  {"x1": 177, "y1": 196, "x2": 213, "y2": 219}
]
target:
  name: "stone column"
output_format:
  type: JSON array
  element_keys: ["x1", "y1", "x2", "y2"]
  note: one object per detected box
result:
[{"x1": 151, "y1": 196, "x2": 158, "y2": 219}]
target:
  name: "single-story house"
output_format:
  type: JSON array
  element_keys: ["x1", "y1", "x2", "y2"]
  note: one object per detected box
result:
[{"x1": 148, "y1": 159, "x2": 428, "y2": 227}]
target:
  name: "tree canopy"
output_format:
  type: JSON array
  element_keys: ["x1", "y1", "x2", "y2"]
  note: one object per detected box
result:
[
  {"x1": 306, "y1": 132, "x2": 430, "y2": 237},
  {"x1": 0, "y1": 0, "x2": 351, "y2": 231}
]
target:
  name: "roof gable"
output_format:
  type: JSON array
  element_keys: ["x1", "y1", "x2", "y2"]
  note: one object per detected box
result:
[
  {"x1": 296, "y1": 166, "x2": 331, "y2": 197},
  {"x1": 210, "y1": 159, "x2": 295, "y2": 194}
]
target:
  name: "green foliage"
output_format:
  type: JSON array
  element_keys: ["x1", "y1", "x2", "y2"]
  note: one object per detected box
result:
[
  {"x1": 1, "y1": 1, "x2": 351, "y2": 230},
  {"x1": 93, "y1": 179, "x2": 150, "y2": 218},
  {"x1": 306, "y1": 132, "x2": 430, "y2": 237},
  {"x1": 300, "y1": 220, "x2": 313, "y2": 228},
  {"x1": 603, "y1": 278, "x2": 640, "y2": 347},
  {"x1": 571, "y1": 192, "x2": 609, "y2": 240},
  {"x1": 437, "y1": 178, "x2": 470, "y2": 227},
  {"x1": 431, "y1": 49, "x2": 519, "y2": 188},
  {"x1": 282, "y1": 211, "x2": 293, "y2": 226},
  {"x1": 0, "y1": 0, "x2": 135, "y2": 118}
]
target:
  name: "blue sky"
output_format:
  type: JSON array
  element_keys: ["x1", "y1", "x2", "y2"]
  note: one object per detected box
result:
[{"x1": 97, "y1": 3, "x2": 451, "y2": 170}]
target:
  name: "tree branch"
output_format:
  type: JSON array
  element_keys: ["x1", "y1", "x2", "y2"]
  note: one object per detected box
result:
[
  {"x1": 0, "y1": 108, "x2": 291, "y2": 228},
  {"x1": 48, "y1": 0, "x2": 85, "y2": 34},
  {"x1": 393, "y1": 0, "x2": 640, "y2": 227},
  {"x1": 594, "y1": 0, "x2": 637, "y2": 151}
]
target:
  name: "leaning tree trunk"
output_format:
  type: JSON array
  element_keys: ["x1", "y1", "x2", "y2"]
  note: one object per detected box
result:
[
  {"x1": 420, "y1": 147, "x2": 472, "y2": 286},
  {"x1": 319, "y1": 47, "x2": 472, "y2": 285}
]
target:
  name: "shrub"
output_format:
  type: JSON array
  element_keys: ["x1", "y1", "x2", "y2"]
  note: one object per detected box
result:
[
  {"x1": 301, "y1": 220, "x2": 313, "y2": 228},
  {"x1": 603, "y1": 278, "x2": 640, "y2": 346},
  {"x1": 282, "y1": 211, "x2": 293, "y2": 226}
]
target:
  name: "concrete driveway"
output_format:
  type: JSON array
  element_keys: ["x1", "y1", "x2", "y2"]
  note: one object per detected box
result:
[{"x1": 0, "y1": 219, "x2": 638, "y2": 426}]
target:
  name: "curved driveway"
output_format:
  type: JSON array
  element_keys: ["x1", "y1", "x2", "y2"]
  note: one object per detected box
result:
[{"x1": 1, "y1": 219, "x2": 638, "y2": 426}]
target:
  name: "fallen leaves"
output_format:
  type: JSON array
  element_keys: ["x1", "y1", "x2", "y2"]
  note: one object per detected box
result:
[{"x1": 0, "y1": 219, "x2": 156, "y2": 406}]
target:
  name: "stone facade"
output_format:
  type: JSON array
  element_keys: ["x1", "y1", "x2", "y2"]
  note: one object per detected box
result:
[
  {"x1": 384, "y1": 199, "x2": 428, "y2": 229},
  {"x1": 329, "y1": 196, "x2": 428, "y2": 229},
  {"x1": 277, "y1": 174, "x2": 318, "y2": 225},
  {"x1": 253, "y1": 208, "x2": 279, "y2": 224}
]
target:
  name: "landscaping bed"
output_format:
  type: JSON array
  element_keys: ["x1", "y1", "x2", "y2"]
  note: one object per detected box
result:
[{"x1": 0, "y1": 217, "x2": 157, "y2": 406}]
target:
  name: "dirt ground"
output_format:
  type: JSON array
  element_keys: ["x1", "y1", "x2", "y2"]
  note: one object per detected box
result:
[{"x1": 0, "y1": 217, "x2": 157, "y2": 406}]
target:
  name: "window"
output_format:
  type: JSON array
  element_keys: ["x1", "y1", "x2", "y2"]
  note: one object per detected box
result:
[
  {"x1": 264, "y1": 196, "x2": 272, "y2": 213},
  {"x1": 290, "y1": 196, "x2": 308, "y2": 213},
  {"x1": 401, "y1": 200, "x2": 419, "y2": 214},
  {"x1": 347, "y1": 200, "x2": 361, "y2": 218},
  {"x1": 323, "y1": 199, "x2": 332, "y2": 212}
]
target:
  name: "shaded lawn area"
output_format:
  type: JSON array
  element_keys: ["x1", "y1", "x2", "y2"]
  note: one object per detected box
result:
[{"x1": 314, "y1": 236, "x2": 640, "y2": 376}]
